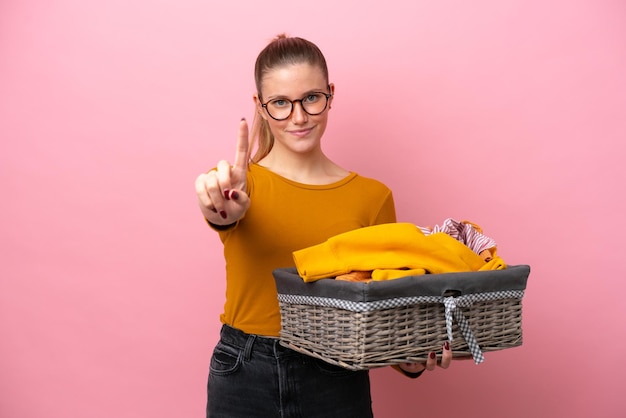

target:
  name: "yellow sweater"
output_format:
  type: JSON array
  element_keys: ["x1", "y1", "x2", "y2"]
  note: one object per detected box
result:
[
  {"x1": 214, "y1": 164, "x2": 396, "y2": 337},
  {"x1": 293, "y1": 222, "x2": 505, "y2": 282}
]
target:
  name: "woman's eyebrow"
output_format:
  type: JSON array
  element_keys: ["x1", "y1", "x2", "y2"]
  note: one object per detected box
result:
[{"x1": 266, "y1": 88, "x2": 327, "y2": 100}]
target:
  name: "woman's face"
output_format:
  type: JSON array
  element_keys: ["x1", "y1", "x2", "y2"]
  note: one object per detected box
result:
[{"x1": 255, "y1": 63, "x2": 334, "y2": 157}]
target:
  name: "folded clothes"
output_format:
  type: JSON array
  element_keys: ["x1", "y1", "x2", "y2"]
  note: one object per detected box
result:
[
  {"x1": 418, "y1": 218, "x2": 497, "y2": 259},
  {"x1": 293, "y1": 221, "x2": 505, "y2": 283}
]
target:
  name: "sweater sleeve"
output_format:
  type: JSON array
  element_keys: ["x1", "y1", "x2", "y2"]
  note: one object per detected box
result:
[
  {"x1": 373, "y1": 189, "x2": 396, "y2": 225},
  {"x1": 391, "y1": 364, "x2": 425, "y2": 379}
]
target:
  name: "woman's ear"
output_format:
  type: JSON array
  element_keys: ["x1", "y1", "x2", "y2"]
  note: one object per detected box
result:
[
  {"x1": 328, "y1": 83, "x2": 335, "y2": 109},
  {"x1": 253, "y1": 94, "x2": 267, "y2": 120}
]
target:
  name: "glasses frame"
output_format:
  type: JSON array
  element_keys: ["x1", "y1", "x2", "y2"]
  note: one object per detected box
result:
[{"x1": 260, "y1": 87, "x2": 332, "y2": 121}]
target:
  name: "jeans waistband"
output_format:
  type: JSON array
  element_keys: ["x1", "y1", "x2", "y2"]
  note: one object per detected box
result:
[{"x1": 219, "y1": 324, "x2": 291, "y2": 358}]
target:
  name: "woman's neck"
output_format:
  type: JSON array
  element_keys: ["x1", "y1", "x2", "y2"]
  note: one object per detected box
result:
[{"x1": 257, "y1": 149, "x2": 349, "y2": 185}]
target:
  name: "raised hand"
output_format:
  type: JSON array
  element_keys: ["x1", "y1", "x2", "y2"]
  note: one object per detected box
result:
[{"x1": 195, "y1": 119, "x2": 251, "y2": 225}]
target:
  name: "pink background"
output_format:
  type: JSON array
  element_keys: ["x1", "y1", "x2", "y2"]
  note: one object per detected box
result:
[{"x1": 2, "y1": 0, "x2": 625, "y2": 417}]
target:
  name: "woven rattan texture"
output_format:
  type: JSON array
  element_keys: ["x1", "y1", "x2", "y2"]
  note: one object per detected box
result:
[{"x1": 279, "y1": 298, "x2": 522, "y2": 370}]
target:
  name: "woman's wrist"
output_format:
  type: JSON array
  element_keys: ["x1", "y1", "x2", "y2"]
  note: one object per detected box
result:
[{"x1": 401, "y1": 368, "x2": 425, "y2": 379}]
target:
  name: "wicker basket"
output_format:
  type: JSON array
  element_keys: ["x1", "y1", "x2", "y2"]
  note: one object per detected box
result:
[{"x1": 273, "y1": 265, "x2": 530, "y2": 370}]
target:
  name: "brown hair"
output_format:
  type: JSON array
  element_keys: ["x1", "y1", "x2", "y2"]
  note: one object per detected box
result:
[{"x1": 250, "y1": 34, "x2": 329, "y2": 163}]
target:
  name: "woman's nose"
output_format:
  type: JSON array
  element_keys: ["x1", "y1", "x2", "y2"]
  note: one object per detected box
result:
[{"x1": 290, "y1": 100, "x2": 308, "y2": 124}]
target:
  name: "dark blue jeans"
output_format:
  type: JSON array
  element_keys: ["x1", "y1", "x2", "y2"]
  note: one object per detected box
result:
[{"x1": 207, "y1": 325, "x2": 373, "y2": 418}]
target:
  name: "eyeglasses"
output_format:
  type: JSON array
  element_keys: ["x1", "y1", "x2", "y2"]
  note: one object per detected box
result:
[{"x1": 260, "y1": 89, "x2": 332, "y2": 121}]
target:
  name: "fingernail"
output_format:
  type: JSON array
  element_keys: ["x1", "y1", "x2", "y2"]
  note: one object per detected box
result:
[
  {"x1": 429, "y1": 352, "x2": 436, "y2": 360},
  {"x1": 444, "y1": 341, "x2": 450, "y2": 351},
  {"x1": 241, "y1": 117, "x2": 246, "y2": 121},
  {"x1": 230, "y1": 190, "x2": 239, "y2": 200},
  {"x1": 223, "y1": 189, "x2": 231, "y2": 200},
  {"x1": 219, "y1": 210, "x2": 227, "y2": 219}
]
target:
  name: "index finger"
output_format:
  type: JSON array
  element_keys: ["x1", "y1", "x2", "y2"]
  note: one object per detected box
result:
[{"x1": 233, "y1": 118, "x2": 250, "y2": 171}]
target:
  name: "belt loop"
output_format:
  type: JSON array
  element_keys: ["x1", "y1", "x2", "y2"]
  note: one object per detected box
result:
[{"x1": 243, "y1": 335, "x2": 256, "y2": 362}]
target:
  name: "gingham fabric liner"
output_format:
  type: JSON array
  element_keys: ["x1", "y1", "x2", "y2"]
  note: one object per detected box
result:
[{"x1": 278, "y1": 290, "x2": 524, "y2": 364}]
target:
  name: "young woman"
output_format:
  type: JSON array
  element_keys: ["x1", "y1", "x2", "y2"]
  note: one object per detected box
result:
[{"x1": 195, "y1": 34, "x2": 451, "y2": 418}]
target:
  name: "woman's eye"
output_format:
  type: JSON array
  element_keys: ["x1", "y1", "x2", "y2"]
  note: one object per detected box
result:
[
  {"x1": 271, "y1": 99, "x2": 289, "y2": 108},
  {"x1": 304, "y1": 94, "x2": 320, "y2": 103}
]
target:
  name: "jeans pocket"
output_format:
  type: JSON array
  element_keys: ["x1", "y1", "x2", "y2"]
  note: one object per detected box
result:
[
  {"x1": 311, "y1": 357, "x2": 357, "y2": 377},
  {"x1": 209, "y1": 342, "x2": 242, "y2": 376}
]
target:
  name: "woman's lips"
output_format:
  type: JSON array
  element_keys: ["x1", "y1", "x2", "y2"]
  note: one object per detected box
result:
[{"x1": 288, "y1": 127, "x2": 313, "y2": 137}]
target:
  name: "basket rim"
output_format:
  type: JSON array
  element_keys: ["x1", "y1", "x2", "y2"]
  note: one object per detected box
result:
[{"x1": 274, "y1": 264, "x2": 530, "y2": 302}]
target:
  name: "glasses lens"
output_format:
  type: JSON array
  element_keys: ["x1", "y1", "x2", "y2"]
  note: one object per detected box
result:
[
  {"x1": 301, "y1": 93, "x2": 328, "y2": 115},
  {"x1": 266, "y1": 99, "x2": 292, "y2": 120}
]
